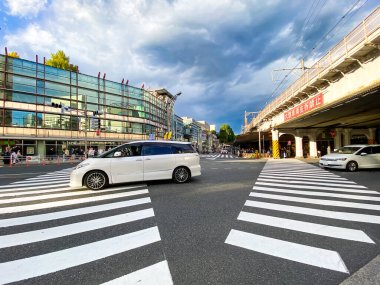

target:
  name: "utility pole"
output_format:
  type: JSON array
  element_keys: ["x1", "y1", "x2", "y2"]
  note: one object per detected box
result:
[{"x1": 84, "y1": 95, "x2": 88, "y2": 157}]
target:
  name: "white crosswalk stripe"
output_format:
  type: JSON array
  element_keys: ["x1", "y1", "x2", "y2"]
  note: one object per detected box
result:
[
  {"x1": 200, "y1": 153, "x2": 239, "y2": 160},
  {"x1": 225, "y1": 158, "x2": 380, "y2": 274},
  {"x1": 0, "y1": 168, "x2": 173, "y2": 284}
]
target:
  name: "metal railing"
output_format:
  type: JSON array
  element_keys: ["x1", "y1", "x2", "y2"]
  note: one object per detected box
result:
[
  {"x1": 0, "y1": 154, "x2": 85, "y2": 166},
  {"x1": 250, "y1": 6, "x2": 380, "y2": 129}
]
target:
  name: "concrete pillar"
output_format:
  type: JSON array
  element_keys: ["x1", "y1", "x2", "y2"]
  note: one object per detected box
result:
[
  {"x1": 334, "y1": 128, "x2": 343, "y2": 149},
  {"x1": 295, "y1": 134, "x2": 303, "y2": 158},
  {"x1": 344, "y1": 128, "x2": 352, "y2": 145},
  {"x1": 368, "y1": 128, "x2": 376, "y2": 144},
  {"x1": 271, "y1": 129, "x2": 280, "y2": 159},
  {"x1": 37, "y1": 140, "x2": 45, "y2": 159},
  {"x1": 309, "y1": 134, "x2": 317, "y2": 158}
]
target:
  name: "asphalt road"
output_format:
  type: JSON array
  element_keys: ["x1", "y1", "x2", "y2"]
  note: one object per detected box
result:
[{"x1": 0, "y1": 156, "x2": 379, "y2": 284}]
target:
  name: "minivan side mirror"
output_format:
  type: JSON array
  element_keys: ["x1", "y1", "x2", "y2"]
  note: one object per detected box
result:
[
  {"x1": 360, "y1": 152, "x2": 367, "y2": 156},
  {"x1": 114, "y1": 151, "x2": 122, "y2": 157}
]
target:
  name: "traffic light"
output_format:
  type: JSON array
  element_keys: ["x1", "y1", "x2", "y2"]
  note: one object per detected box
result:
[
  {"x1": 90, "y1": 117, "x2": 96, "y2": 129},
  {"x1": 51, "y1": 102, "x2": 62, "y2": 108},
  {"x1": 93, "y1": 110, "x2": 103, "y2": 116},
  {"x1": 97, "y1": 119, "x2": 101, "y2": 129}
]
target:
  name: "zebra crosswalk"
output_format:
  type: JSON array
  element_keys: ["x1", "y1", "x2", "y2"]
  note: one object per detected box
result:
[
  {"x1": 0, "y1": 168, "x2": 173, "y2": 284},
  {"x1": 200, "y1": 153, "x2": 239, "y2": 160},
  {"x1": 225, "y1": 158, "x2": 379, "y2": 274}
]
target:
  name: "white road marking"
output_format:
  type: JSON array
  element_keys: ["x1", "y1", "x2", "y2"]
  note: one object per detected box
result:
[
  {"x1": 0, "y1": 187, "x2": 76, "y2": 198},
  {"x1": 102, "y1": 260, "x2": 173, "y2": 285},
  {"x1": 0, "y1": 189, "x2": 149, "y2": 214},
  {"x1": 260, "y1": 171, "x2": 343, "y2": 178},
  {"x1": 257, "y1": 178, "x2": 365, "y2": 188},
  {"x1": 259, "y1": 171, "x2": 348, "y2": 179},
  {"x1": 225, "y1": 229, "x2": 349, "y2": 273},
  {"x1": 0, "y1": 197, "x2": 151, "y2": 227},
  {"x1": 0, "y1": 186, "x2": 144, "y2": 204},
  {"x1": 0, "y1": 184, "x2": 72, "y2": 192},
  {"x1": 238, "y1": 211, "x2": 374, "y2": 243},
  {"x1": 7, "y1": 180, "x2": 69, "y2": 186},
  {"x1": 0, "y1": 208, "x2": 155, "y2": 249},
  {"x1": 15, "y1": 176, "x2": 70, "y2": 182},
  {"x1": 255, "y1": 182, "x2": 378, "y2": 194},
  {"x1": 252, "y1": 186, "x2": 380, "y2": 201},
  {"x1": 0, "y1": 226, "x2": 161, "y2": 284},
  {"x1": 258, "y1": 174, "x2": 353, "y2": 183},
  {"x1": 245, "y1": 200, "x2": 380, "y2": 224},
  {"x1": 250, "y1": 192, "x2": 380, "y2": 211}
]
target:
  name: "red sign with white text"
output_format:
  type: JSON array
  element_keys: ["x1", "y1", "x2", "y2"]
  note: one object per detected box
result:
[{"x1": 284, "y1": 93, "x2": 324, "y2": 121}]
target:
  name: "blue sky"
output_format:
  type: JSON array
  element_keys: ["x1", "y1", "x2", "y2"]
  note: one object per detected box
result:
[{"x1": 1, "y1": 0, "x2": 379, "y2": 134}]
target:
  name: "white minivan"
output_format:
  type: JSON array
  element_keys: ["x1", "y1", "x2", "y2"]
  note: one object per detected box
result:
[{"x1": 70, "y1": 141, "x2": 201, "y2": 190}]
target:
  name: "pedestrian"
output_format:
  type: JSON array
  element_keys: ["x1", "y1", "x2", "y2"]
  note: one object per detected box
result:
[
  {"x1": 16, "y1": 149, "x2": 22, "y2": 163},
  {"x1": 2, "y1": 147, "x2": 11, "y2": 165},
  {"x1": 11, "y1": 148, "x2": 18, "y2": 164}
]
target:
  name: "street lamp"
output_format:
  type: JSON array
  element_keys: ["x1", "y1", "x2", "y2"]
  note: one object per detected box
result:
[{"x1": 166, "y1": 92, "x2": 181, "y2": 139}]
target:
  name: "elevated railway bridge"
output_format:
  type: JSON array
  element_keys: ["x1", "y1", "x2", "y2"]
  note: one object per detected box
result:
[{"x1": 244, "y1": 7, "x2": 380, "y2": 159}]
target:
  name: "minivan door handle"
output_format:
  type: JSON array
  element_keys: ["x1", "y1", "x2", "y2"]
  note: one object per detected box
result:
[
  {"x1": 144, "y1": 158, "x2": 151, "y2": 160},
  {"x1": 135, "y1": 158, "x2": 143, "y2": 161}
]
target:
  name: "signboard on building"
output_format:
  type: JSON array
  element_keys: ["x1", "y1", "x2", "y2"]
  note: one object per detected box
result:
[{"x1": 284, "y1": 93, "x2": 324, "y2": 121}]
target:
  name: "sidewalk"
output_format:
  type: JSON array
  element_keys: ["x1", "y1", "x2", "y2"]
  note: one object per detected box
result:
[{"x1": 340, "y1": 254, "x2": 380, "y2": 285}]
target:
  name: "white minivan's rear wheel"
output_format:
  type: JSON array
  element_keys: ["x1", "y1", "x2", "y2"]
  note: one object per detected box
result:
[
  {"x1": 173, "y1": 166, "x2": 190, "y2": 183},
  {"x1": 84, "y1": 170, "x2": 108, "y2": 190},
  {"x1": 346, "y1": 161, "x2": 358, "y2": 172}
]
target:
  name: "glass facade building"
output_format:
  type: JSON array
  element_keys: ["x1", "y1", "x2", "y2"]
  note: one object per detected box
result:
[{"x1": 0, "y1": 53, "x2": 174, "y2": 156}]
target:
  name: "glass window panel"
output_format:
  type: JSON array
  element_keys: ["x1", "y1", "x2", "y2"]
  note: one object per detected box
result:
[
  {"x1": 12, "y1": 83, "x2": 35, "y2": 93},
  {"x1": 6, "y1": 92, "x2": 36, "y2": 104},
  {"x1": 45, "y1": 82, "x2": 70, "y2": 98},
  {"x1": 43, "y1": 113, "x2": 71, "y2": 129},
  {"x1": 5, "y1": 110, "x2": 39, "y2": 127}
]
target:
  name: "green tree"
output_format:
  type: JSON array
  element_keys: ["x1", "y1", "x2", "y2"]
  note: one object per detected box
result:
[
  {"x1": 8, "y1": 51, "x2": 20, "y2": 58},
  {"x1": 46, "y1": 50, "x2": 78, "y2": 72},
  {"x1": 219, "y1": 124, "x2": 235, "y2": 143}
]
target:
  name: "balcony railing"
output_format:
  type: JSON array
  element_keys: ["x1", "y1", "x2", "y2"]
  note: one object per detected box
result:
[{"x1": 250, "y1": 6, "x2": 380, "y2": 128}]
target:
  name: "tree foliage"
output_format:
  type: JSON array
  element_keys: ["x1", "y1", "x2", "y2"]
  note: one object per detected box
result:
[
  {"x1": 218, "y1": 124, "x2": 235, "y2": 143},
  {"x1": 46, "y1": 50, "x2": 78, "y2": 72},
  {"x1": 8, "y1": 51, "x2": 20, "y2": 58}
]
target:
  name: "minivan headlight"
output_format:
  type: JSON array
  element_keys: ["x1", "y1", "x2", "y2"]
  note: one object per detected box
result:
[{"x1": 76, "y1": 162, "x2": 90, "y2": 169}]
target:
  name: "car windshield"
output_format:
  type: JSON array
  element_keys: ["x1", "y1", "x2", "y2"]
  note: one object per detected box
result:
[{"x1": 334, "y1": 146, "x2": 362, "y2": 154}]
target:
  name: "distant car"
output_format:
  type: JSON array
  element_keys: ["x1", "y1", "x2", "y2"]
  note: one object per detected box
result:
[
  {"x1": 319, "y1": 144, "x2": 380, "y2": 172},
  {"x1": 221, "y1": 149, "x2": 228, "y2": 154},
  {"x1": 70, "y1": 141, "x2": 201, "y2": 190}
]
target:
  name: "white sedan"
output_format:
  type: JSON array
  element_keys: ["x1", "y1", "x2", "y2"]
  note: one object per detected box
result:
[{"x1": 319, "y1": 144, "x2": 380, "y2": 172}]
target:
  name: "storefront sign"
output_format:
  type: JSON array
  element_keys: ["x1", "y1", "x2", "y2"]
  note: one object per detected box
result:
[{"x1": 284, "y1": 93, "x2": 324, "y2": 121}]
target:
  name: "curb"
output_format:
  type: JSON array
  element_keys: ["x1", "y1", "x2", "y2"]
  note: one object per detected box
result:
[{"x1": 340, "y1": 255, "x2": 380, "y2": 285}]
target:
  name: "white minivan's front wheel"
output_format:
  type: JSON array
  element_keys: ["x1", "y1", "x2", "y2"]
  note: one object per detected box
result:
[
  {"x1": 84, "y1": 170, "x2": 108, "y2": 190},
  {"x1": 173, "y1": 167, "x2": 190, "y2": 183}
]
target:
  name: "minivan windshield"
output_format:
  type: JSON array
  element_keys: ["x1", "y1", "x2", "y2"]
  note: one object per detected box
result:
[{"x1": 334, "y1": 146, "x2": 362, "y2": 154}]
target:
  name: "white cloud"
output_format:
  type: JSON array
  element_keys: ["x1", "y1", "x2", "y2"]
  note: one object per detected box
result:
[
  {"x1": 5, "y1": 0, "x2": 47, "y2": 17},
  {"x1": 2, "y1": 0, "x2": 377, "y2": 134}
]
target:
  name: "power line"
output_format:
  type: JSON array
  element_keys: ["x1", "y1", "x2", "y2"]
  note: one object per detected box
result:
[{"x1": 307, "y1": 0, "x2": 364, "y2": 59}]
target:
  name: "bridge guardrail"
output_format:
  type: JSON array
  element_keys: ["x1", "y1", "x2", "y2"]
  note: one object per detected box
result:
[{"x1": 251, "y1": 6, "x2": 380, "y2": 128}]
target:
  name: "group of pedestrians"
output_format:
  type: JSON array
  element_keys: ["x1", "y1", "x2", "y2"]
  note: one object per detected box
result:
[{"x1": 2, "y1": 146, "x2": 22, "y2": 165}]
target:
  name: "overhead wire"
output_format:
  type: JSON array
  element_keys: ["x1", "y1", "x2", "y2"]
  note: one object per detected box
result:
[
  {"x1": 262, "y1": 0, "x2": 369, "y2": 111},
  {"x1": 306, "y1": 0, "x2": 365, "y2": 59}
]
